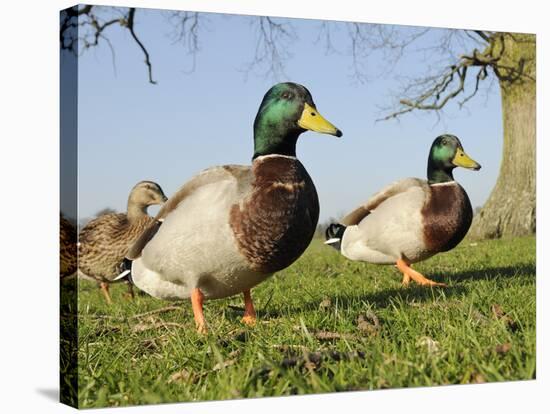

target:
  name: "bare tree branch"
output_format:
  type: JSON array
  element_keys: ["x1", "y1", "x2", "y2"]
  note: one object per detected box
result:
[
  {"x1": 313, "y1": 24, "x2": 530, "y2": 121},
  {"x1": 459, "y1": 66, "x2": 486, "y2": 107},
  {"x1": 60, "y1": 5, "x2": 156, "y2": 84},
  {"x1": 102, "y1": 34, "x2": 118, "y2": 78},
  {"x1": 338, "y1": 23, "x2": 431, "y2": 83},
  {"x1": 315, "y1": 21, "x2": 340, "y2": 55},
  {"x1": 463, "y1": 30, "x2": 488, "y2": 47},
  {"x1": 474, "y1": 30, "x2": 491, "y2": 43},
  {"x1": 80, "y1": 16, "x2": 120, "y2": 49},
  {"x1": 166, "y1": 11, "x2": 203, "y2": 73},
  {"x1": 61, "y1": 8, "x2": 534, "y2": 115},
  {"x1": 242, "y1": 16, "x2": 296, "y2": 81},
  {"x1": 378, "y1": 32, "x2": 534, "y2": 121},
  {"x1": 126, "y1": 8, "x2": 156, "y2": 84}
]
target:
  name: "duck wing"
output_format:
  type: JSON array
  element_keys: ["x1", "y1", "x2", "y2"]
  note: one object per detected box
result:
[
  {"x1": 126, "y1": 165, "x2": 251, "y2": 260},
  {"x1": 341, "y1": 178, "x2": 428, "y2": 226}
]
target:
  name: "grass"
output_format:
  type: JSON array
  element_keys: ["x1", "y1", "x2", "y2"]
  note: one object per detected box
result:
[{"x1": 74, "y1": 236, "x2": 536, "y2": 408}]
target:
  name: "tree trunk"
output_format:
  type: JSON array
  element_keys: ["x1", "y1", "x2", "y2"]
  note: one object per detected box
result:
[{"x1": 469, "y1": 34, "x2": 536, "y2": 239}]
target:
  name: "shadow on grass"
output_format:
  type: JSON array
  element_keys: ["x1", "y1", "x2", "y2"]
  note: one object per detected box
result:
[
  {"x1": 259, "y1": 263, "x2": 535, "y2": 317},
  {"x1": 259, "y1": 285, "x2": 467, "y2": 318},
  {"x1": 447, "y1": 263, "x2": 536, "y2": 282}
]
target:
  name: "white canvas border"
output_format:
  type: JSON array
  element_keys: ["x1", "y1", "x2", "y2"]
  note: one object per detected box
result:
[{"x1": 0, "y1": 0, "x2": 546, "y2": 413}]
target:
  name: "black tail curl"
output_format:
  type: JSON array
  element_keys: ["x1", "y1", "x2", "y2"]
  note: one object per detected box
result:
[
  {"x1": 325, "y1": 223, "x2": 346, "y2": 251},
  {"x1": 118, "y1": 258, "x2": 134, "y2": 285}
]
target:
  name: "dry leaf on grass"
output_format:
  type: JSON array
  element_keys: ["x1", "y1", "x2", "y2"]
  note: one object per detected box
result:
[
  {"x1": 140, "y1": 335, "x2": 169, "y2": 351},
  {"x1": 416, "y1": 336, "x2": 441, "y2": 355},
  {"x1": 212, "y1": 359, "x2": 236, "y2": 371},
  {"x1": 495, "y1": 342, "x2": 512, "y2": 355},
  {"x1": 318, "y1": 298, "x2": 332, "y2": 311},
  {"x1": 491, "y1": 304, "x2": 506, "y2": 318},
  {"x1": 314, "y1": 331, "x2": 355, "y2": 341},
  {"x1": 271, "y1": 344, "x2": 310, "y2": 352},
  {"x1": 357, "y1": 311, "x2": 380, "y2": 336},
  {"x1": 227, "y1": 349, "x2": 242, "y2": 359},
  {"x1": 491, "y1": 304, "x2": 519, "y2": 332},
  {"x1": 168, "y1": 360, "x2": 236, "y2": 385},
  {"x1": 281, "y1": 350, "x2": 366, "y2": 370},
  {"x1": 292, "y1": 325, "x2": 355, "y2": 341},
  {"x1": 168, "y1": 369, "x2": 193, "y2": 384},
  {"x1": 471, "y1": 309, "x2": 490, "y2": 325},
  {"x1": 91, "y1": 326, "x2": 121, "y2": 338},
  {"x1": 470, "y1": 372, "x2": 486, "y2": 383}
]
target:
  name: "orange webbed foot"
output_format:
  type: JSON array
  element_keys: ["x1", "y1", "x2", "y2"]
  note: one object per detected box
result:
[{"x1": 396, "y1": 259, "x2": 447, "y2": 287}]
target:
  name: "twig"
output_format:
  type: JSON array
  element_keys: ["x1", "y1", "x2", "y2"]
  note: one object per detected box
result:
[
  {"x1": 242, "y1": 16, "x2": 296, "y2": 81},
  {"x1": 473, "y1": 30, "x2": 491, "y2": 43},
  {"x1": 166, "y1": 11, "x2": 202, "y2": 73},
  {"x1": 130, "y1": 304, "x2": 182, "y2": 319},
  {"x1": 127, "y1": 8, "x2": 156, "y2": 84},
  {"x1": 459, "y1": 67, "x2": 485, "y2": 107},
  {"x1": 132, "y1": 320, "x2": 187, "y2": 333}
]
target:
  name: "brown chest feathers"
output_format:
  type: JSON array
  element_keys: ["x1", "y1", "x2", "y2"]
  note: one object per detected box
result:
[
  {"x1": 421, "y1": 182, "x2": 473, "y2": 252},
  {"x1": 230, "y1": 156, "x2": 320, "y2": 273}
]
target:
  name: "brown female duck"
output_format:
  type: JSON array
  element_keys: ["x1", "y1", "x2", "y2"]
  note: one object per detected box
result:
[{"x1": 78, "y1": 181, "x2": 167, "y2": 303}]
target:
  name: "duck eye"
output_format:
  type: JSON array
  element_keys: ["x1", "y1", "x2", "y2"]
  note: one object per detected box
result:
[
  {"x1": 310, "y1": 112, "x2": 316, "y2": 116},
  {"x1": 281, "y1": 92, "x2": 292, "y2": 100}
]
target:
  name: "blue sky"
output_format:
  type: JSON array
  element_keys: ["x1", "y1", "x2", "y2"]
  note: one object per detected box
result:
[{"x1": 72, "y1": 7, "x2": 503, "y2": 222}]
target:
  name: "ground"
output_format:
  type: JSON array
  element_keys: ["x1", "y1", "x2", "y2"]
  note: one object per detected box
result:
[{"x1": 73, "y1": 236, "x2": 535, "y2": 408}]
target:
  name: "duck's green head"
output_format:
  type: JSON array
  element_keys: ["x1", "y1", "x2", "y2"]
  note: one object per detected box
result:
[
  {"x1": 427, "y1": 134, "x2": 481, "y2": 183},
  {"x1": 253, "y1": 82, "x2": 342, "y2": 159}
]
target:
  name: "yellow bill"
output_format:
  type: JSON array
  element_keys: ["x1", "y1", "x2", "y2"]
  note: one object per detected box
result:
[
  {"x1": 452, "y1": 149, "x2": 481, "y2": 170},
  {"x1": 298, "y1": 103, "x2": 342, "y2": 137}
]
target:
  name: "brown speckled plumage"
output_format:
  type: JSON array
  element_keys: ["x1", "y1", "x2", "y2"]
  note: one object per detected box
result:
[
  {"x1": 79, "y1": 214, "x2": 154, "y2": 282},
  {"x1": 78, "y1": 181, "x2": 167, "y2": 284},
  {"x1": 230, "y1": 156, "x2": 319, "y2": 273},
  {"x1": 60, "y1": 214, "x2": 77, "y2": 278},
  {"x1": 421, "y1": 182, "x2": 473, "y2": 252}
]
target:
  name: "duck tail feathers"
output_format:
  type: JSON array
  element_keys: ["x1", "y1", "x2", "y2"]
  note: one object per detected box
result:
[
  {"x1": 113, "y1": 258, "x2": 134, "y2": 284},
  {"x1": 324, "y1": 223, "x2": 346, "y2": 251}
]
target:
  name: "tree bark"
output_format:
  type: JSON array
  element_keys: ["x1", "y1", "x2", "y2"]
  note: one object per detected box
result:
[{"x1": 469, "y1": 34, "x2": 536, "y2": 239}]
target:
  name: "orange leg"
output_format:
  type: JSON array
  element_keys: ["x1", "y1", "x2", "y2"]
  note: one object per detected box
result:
[
  {"x1": 401, "y1": 271, "x2": 411, "y2": 286},
  {"x1": 241, "y1": 289, "x2": 257, "y2": 326},
  {"x1": 396, "y1": 259, "x2": 447, "y2": 287},
  {"x1": 191, "y1": 288, "x2": 207, "y2": 334},
  {"x1": 100, "y1": 282, "x2": 113, "y2": 304}
]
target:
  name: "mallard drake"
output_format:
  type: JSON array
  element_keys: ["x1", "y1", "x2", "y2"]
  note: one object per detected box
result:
[
  {"x1": 78, "y1": 181, "x2": 167, "y2": 303},
  {"x1": 325, "y1": 134, "x2": 480, "y2": 286},
  {"x1": 127, "y1": 82, "x2": 342, "y2": 333},
  {"x1": 60, "y1": 214, "x2": 77, "y2": 279}
]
